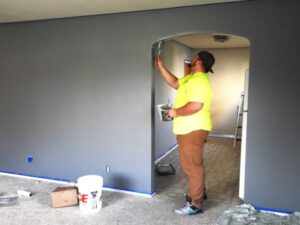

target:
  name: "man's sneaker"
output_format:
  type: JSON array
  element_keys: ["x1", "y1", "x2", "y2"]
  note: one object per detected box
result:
[{"x1": 174, "y1": 201, "x2": 203, "y2": 215}]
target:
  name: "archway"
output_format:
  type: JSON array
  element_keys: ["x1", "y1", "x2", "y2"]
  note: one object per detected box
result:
[{"x1": 151, "y1": 32, "x2": 250, "y2": 204}]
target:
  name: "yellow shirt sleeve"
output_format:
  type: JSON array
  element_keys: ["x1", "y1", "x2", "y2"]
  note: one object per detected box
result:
[{"x1": 178, "y1": 75, "x2": 191, "y2": 86}]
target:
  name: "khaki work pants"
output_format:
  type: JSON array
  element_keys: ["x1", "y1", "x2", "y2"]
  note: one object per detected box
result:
[{"x1": 176, "y1": 129, "x2": 209, "y2": 209}]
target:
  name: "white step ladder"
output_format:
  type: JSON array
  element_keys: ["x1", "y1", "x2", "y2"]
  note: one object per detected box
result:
[{"x1": 233, "y1": 92, "x2": 244, "y2": 148}]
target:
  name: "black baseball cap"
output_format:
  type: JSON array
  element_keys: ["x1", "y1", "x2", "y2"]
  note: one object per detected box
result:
[{"x1": 197, "y1": 51, "x2": 215, "y2": 73}]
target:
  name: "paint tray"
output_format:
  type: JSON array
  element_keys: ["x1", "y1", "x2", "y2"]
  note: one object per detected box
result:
[{"x1": 155, "y1": 163, "x2": 175, "y2": 175}]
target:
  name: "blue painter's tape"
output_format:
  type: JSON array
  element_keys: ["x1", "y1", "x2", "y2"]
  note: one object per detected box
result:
[
  {"x1": 0, "y1": 171, "x2": 156, "y2": 196},
  {"x1": 255, "y1": 206, "x2": 292, "y2": 215},
  {"x1": 27, "y1": 156, "x2": 33, "y2": 163},
  {"x1": 102, "y1": 185, "x2": 155, "y2": 196},
  {"x1": 0, "y1": 170, "x2": 70, "y2": 182}
]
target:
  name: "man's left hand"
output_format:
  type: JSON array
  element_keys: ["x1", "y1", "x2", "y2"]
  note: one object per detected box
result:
[{"x1": 167, "y1": 109, "x2": 177, "y2": 118}]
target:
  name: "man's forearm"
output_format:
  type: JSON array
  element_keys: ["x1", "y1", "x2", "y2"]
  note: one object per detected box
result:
[
  {"x1": 169, "y1": 102, "x2": 204, "y2": 117},
  {"x1": 158, "y1": 66, "x2": 179, "y2": 89}
]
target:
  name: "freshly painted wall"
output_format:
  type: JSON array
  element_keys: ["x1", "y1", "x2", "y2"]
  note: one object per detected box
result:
[
  {"x1": 154, "y1": 40, "x2": 193, "y2": 159},
  {"x1": 0, "y1": 0, "x2": 299, "y2": 211}
]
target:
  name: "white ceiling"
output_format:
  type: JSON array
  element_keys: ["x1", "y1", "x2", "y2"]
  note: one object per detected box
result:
[
  {"x1": 173, "y1": 33, "x2": 250, "y2": 49},
  {"x1": 0, "y1": 0, "x2": 247, "y2": 23}
]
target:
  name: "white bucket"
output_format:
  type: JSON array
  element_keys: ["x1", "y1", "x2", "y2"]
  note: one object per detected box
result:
[
  {"x1": 77, "y1": 175, "x2": 103, "y2": 214},
  {"x1": 156, "y1": 103, "x2": 173, "y2": 121}
]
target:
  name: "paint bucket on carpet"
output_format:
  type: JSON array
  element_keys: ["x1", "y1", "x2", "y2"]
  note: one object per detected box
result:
[{"x1": 77, "y1": 175, "x2": 103, "y2": 213}]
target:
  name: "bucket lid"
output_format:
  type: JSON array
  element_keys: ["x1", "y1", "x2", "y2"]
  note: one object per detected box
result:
[{"x1": 77, "y1": 175, "x2": 103, "y2": 187}]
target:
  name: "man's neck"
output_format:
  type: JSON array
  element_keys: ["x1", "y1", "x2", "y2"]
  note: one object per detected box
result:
[{"x1": 192, "y1": 68, "x2": 205, "y2": 74}]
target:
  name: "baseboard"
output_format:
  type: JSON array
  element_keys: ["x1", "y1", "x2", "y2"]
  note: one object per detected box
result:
[
  {"x1": 0, "y1": 171, "x2": 155, "y2": 198},
  {"x1": 255, "y1": 206, "x2": 292, "y2": 216},
  {"x1": 155, "y1": 144, "x2": 178, "y2": 164},
  {"x1": 0, "y1": 171, "x2": 70, "y2": 184},
  {"x1": 102, "y1": 187, "x2": 155, "y2": 198}
]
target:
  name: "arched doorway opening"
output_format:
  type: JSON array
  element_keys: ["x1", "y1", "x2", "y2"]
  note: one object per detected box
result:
[{"x1": 152, "y1": 32, "x2": 250, "y2": 206}]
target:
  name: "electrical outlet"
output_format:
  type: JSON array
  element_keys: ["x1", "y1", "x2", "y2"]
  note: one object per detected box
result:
[
  {"x1": 27, "y1": 156, "x2": 33, "y2": 164},
  {"x1": 106, "y1": 166, "x2": 110, "y2": 173}
]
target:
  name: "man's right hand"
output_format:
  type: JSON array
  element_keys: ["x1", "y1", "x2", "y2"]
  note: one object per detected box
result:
[
  {"x1": 154, "y1": 56, "x2": 179, "y2": 90},
  {"x1": 154, "y1": 56, "x2": 164, "y2": 69}
]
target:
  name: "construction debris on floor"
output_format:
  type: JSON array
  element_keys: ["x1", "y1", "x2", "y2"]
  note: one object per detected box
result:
[
  {"x1": 0, "y1": 192, "x2": 19, "y2": 206},
  {"x1": 217, "y1": 204, "x2": 300, "y2": 225},
  {"x1": 51, "y1": 186, "x2": 78, "y2": 208}
]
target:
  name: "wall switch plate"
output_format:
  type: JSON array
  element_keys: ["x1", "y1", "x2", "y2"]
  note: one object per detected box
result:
[{"x1": 106, "y1": 166, "x2": 110, "y2": 173}]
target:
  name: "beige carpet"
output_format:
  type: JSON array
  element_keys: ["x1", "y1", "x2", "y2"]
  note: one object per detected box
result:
[{"x1": 0, "y1": 137, "x2": 241, "y2": 225}]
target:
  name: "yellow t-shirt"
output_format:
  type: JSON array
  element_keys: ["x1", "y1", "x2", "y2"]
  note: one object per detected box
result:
[{"x1": 173, "y1": 72, "x2": 212, "y2": 135}]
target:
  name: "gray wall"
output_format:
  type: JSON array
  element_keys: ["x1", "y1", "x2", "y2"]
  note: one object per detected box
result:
[
  {"x1": 154, "y1": 40, "x2": 193, "y2": 159},
  {"x1": 0, "y1": 0, "x2": 300, "y2": 211},
  {"x1": 0, "y1": 17, "x2": 154, "y2": 194}
]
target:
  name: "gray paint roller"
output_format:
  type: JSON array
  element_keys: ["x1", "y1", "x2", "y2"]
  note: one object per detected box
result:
[
  {"x1": 152, "y1": 40, "x2": 165, "y2": 68},
  {"x1": 157, "y1": 40, "x2": 165, "y2": 56}
]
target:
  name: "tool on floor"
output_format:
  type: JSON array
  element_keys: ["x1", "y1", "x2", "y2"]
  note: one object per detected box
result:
[
  {"x1": 155, "y1": 163, "x2": 176, "y2": 175},
  {"x1": 17, "y1": 190, "x2": 32, "y2": 197},
  {"x1": 0, "y1": 192, "x2": 18, "y2": 206}
]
